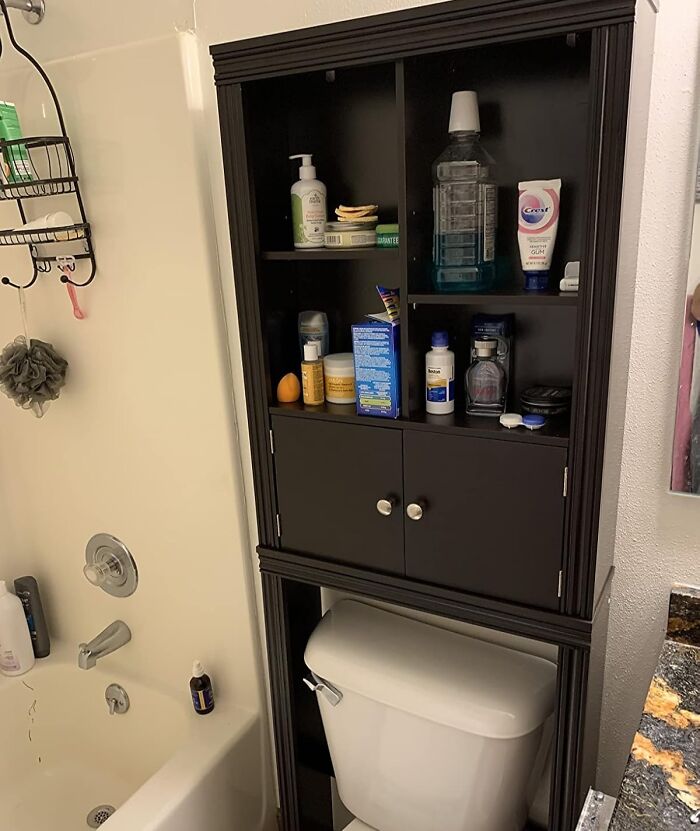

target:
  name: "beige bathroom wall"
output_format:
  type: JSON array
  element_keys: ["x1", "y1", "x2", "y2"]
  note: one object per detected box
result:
[
  {"x1": 0, "y1": 28, "x2": 263, "y2": 717},
  {"x1": 596, "y1": 0, "x2": 700, "y2": 792}
]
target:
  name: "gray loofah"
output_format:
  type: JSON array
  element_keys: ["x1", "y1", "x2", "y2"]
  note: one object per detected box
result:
[{"x1": 0, "y1": 335, "x2": 68, "y2": 418}]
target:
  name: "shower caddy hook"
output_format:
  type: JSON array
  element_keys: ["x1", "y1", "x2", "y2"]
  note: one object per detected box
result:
[{"x1": 0, "y1": 0, "x2": 96, "y2": 289}]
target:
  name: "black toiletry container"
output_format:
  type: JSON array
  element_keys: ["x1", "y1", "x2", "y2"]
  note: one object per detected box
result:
[{"x1": 520, "y1": 386, "x2": 572, "y2": 417}]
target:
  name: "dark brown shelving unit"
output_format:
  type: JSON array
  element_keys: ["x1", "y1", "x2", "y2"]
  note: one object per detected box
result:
[{"x1": 212, "y1": 2, "x2": 635, "y2": 829}]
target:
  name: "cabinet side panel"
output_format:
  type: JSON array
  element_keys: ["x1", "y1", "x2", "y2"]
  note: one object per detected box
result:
[
  {"x1": 551, "y1": 646, "x2": 590, "y2": 831},
  {"x1": 565, "y1": 23, "x2": 634, "y2": 617},
  {"x1": 593, "y1": 0, "x2": 657, "y2": 609},
  {"x1": 217, "y1": 83, "x2": 277, "y2": 545}
]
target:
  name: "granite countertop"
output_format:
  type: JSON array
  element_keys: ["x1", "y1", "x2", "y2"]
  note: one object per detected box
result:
[{"x1": 607, "y1": 585, "x2": 700, "y2": 830}]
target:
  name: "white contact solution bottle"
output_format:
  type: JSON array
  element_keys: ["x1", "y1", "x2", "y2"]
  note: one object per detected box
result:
[
  {"x1": 0, "y1": 580, "x2": 35, "y2": 676},
  {"x1": 289, "y1": 154, "x2": 327, "y2": 249},
  {"x1": 425, "y1": 330, "x2": 455, "y2": 414}
]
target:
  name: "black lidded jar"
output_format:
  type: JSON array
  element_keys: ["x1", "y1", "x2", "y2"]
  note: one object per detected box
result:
[
  {"x1": 520, "y1": 385, "x2": 572, "y2": 417},
  {"x1": 190, "y1": 660, "x2": 215, "y2": 715}
]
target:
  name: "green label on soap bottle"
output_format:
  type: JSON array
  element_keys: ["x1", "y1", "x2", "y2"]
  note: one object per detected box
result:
[{"x1": 291, "y1": 193, "x2": 305, "y2": 244}]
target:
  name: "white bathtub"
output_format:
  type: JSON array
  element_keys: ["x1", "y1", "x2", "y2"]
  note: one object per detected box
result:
[{"x1": 1, "y1": 644, "x2": 264, "y2": 831}]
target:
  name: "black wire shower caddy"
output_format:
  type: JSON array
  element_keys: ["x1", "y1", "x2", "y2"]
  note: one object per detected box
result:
[{"x1": 0, "y1": 0, "x2": 95, "y2": 288}]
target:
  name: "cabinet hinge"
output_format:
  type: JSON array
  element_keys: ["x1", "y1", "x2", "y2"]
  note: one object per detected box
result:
[
  {"x1": 558, "y1": 570, "x2": 564, "y2": 598},
  {"x1": 563, "y1": 466, "x2": 568, "y2": 497},
  {"x1": 269, "y1": 429, "x2": 275, "y2": 455},
  {"x1": 275, "y1": 513, "x2": 282, "y2": 538}
]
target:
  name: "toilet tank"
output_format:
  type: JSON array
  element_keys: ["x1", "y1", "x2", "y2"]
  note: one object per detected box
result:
[{"x1": 305, "y1": 601, "x2": 557, "y2": 831}]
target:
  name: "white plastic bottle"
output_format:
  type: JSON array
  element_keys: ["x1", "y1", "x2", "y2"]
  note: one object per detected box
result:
[
  {"x1": 289, "y1": 154, "x2": 327, "y2": 249},
  {"x1": 0, "y1": 580, "x2": 35, "y2": 676},
  {"x1": 425, "y1": 331, "x2": 455, "y2": 414}
]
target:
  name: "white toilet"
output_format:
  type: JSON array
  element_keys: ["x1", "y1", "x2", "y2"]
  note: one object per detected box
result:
[{"x1": 304, "y1": 600, "x2": 557, "y2": 831}]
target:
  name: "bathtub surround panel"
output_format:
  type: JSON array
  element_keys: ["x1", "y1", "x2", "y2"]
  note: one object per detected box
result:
[{"x1": 0, "y1": 35, "x2": 260, "y2": 709}]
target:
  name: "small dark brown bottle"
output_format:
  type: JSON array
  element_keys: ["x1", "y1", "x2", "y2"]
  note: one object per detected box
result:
[{"x1": 190, "y1": 660, "x2": 215, "y2": 715}]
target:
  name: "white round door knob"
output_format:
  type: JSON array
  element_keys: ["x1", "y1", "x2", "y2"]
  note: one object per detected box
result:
[
  {"x1": 376, "y1": 498, "x2": 394, "y2": 516},
  {"x1": 406, "y1": 502, "x2": 424, "y2": 521}
]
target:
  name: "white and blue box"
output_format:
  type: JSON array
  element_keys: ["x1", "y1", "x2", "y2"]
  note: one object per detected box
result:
[{"x1": 351, "y1": 312, "x2": 401, "y2": 419}]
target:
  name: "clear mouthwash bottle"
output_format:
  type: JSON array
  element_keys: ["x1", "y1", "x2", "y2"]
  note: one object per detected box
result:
[{"x1": 432, "y1": 91, "x2": 497, "y2": 293}]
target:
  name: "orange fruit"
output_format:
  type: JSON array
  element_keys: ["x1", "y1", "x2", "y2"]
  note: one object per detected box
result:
[{"x1": 277, "y1": 373, "x2": 301, "y2": 403}]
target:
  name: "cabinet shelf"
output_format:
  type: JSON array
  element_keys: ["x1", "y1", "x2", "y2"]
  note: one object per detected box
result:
[
  {"x1": 269, "y1": 402, "x2": 569, "y2": 446},
  {"x1": 408, "y1": 290, "x2": 578, "y2": 307},
  {"x1": 261, "y1": 248, "x2": 399, "y2": 261}
]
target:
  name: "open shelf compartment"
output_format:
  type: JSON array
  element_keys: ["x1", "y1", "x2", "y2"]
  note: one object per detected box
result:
[{"x1": 240, "y1": 36, "x2": 587, "y2": 436}]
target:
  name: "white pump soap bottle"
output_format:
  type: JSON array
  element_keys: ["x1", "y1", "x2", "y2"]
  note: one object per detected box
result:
[
  {"x1": 289, "y1": 154, "x2": 327, "y2": 249},
  {"x1": 0, "y1": 580, "x2": 35, "y2": 676}
]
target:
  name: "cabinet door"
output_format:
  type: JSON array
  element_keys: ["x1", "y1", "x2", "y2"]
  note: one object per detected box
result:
[
  {"x1": 403, "y1": 432, "x2": 566, "y2": 609},
  {"x1": 272, "y1": 416, "x2": 404, "y2": 574}
]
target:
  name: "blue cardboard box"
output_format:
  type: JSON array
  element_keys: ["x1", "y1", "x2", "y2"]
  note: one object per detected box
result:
[{"x1": 352, "y1": 312, "x2": 401, "y2": 419}]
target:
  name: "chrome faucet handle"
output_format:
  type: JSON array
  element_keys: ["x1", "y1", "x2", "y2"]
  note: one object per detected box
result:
[
  {"x1": 84, "y1": 534, "x2": 138, "y2": 598},
  {"x1": 83, "y1": 556, "x2": 121, "y2": 588}
]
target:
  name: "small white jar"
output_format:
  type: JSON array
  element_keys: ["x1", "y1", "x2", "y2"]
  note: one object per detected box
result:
[{"x1": 323, "y1": 353, "x2": 356, "y2": 404}]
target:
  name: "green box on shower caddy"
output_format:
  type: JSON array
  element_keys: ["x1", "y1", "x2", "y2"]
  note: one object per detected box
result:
[{"x1": 0, "y1": 101, "x2": 33, "y2": 183}]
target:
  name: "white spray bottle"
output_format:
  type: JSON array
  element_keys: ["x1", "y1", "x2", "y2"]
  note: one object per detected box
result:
[
  {"x1": 289, "y1": 154, "x2": 327, "y2": 249},
  {"x1": 0, "y1": 580, "x2": 35, "y2": 676}
]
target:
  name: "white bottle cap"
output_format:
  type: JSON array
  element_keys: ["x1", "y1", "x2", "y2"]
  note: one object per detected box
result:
[
  {"x1": 564, "y1": 261, "x2": 580, "y2": 280},
  {"x1": 192, "y1": 660, "x2": 205, "y2": 678},
  {"x1": 289, "y1": 154, "x2": 316, "y2": 180},
  {"x1": 474, "y1": 338, "x2": 497, "y2": 357},
  {"x1": 0, "y1": 580, "x2": 7, "y2": 596},
  {"x1": 303, "y1": 342, "x2": 319, "y2": 361},
  {"x1": 449, "y1": 91, "x2": 481, "y2": 133}
]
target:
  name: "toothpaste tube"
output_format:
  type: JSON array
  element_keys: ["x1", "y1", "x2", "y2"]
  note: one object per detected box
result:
[
  {"x1": 518, "y1": 178, "x2": 561, "y2": 291},
  {"x1": 376, "y1": 285, "x2": 400, "y2": 322}
]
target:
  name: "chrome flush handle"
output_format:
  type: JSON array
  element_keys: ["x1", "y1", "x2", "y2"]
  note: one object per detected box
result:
[{"x1": 303, "y1": 673, "x2": 343, "y2": 706}]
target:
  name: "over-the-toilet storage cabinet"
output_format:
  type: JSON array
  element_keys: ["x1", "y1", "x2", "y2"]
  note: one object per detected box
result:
[{"x1": 212, "y1": 1, "x2": 637, "y2": 829}]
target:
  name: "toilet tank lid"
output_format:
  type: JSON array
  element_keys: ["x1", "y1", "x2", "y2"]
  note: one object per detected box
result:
[{"x1": 305, "y1": 601, "x2": 557, "y2": 739}]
